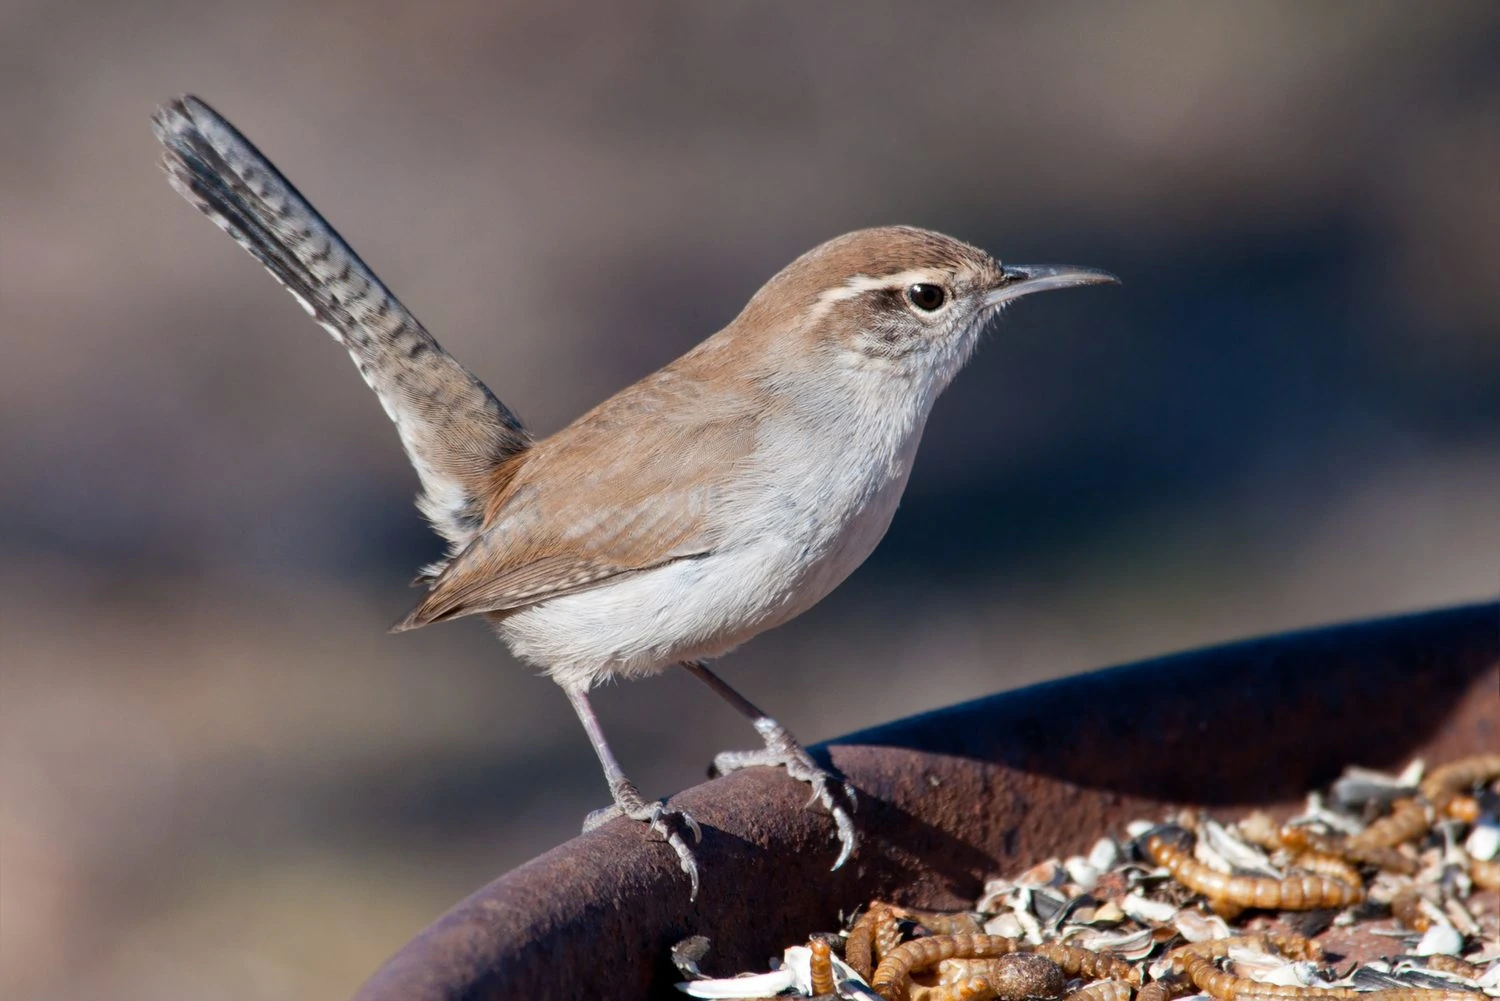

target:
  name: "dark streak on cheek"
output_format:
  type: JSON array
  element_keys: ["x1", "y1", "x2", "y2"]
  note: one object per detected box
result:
[{"x1": 859, "y1": 328, "x2": 922, "y2": 360}]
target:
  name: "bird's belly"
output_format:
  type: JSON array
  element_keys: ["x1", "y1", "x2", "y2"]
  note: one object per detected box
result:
[
  {"x1": 499, "y1": 430, "x2": 920, "y2": 691},
  {"x1": 496, "y1": 541, "x2": 807, "y2": 689}
]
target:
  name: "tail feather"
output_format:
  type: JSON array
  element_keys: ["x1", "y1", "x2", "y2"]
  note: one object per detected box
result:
[{"x1": 152, "y1": 95, "x2": 529, "y2": 549}]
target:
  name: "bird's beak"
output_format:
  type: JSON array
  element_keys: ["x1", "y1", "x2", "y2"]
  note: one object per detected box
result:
[{"x1": 986, "y1": 264, "x2": 1120, "y2": 307}]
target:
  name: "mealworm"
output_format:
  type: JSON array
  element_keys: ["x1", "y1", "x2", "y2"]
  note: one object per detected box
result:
[
  {"x1": 1418, "y1": 753, "x2": 1500, "y2": 810},
  {"x1": 1136, "y1": 975, "x2": 1193, "y2": 1001},
  {"x1": 1440, "y1": 794, "x2": 1481, "y2": 823},
  {"x1": 1144, "y1": 830, "x2": 1363, "y2": 912},
  {"x1": 1418, "y1": 954, "x2": 1485, "y2": 979},
  {"x1": 872, "y1": 934, "x2": 1023, "y2": 1000},
  {"x1": 877, "y1": 912, "x2": 907, "y2": 963},
  {"x1": 899, "y1": 907, "x2": 984, "y2": 936},
  {"x1": 1289, "y1": 851, "x2": 1363, "y2": 889},
  {"x1": 1238, "y1": 812, "x2": 1284, "y2": 851},
  {"x1": 810, "y1": 936, "x2": 836, "y2": 996},
  {"x1": 1032, "y1": 942, "x2": 1141, "y2": 985},
  {"x1": 1277, "y1": 824, "x2": 1417, "y2": 876},
  {"x1": 1470, "y1": 856, "x2": 1500, "y2": 890},
  {"x1": 1062, "y1": 979, "x2": 1134, "y2": 1001},
  {"x1": 913, "y1": 977, "x2": 999, "y2": 1001},
  {"x1": 1261, "y1": 930, "x2": 1324, "y2": 963},
  {"x1": 1349, "y1": 799, "x2": 1431, "y2": 851},
  {"x1": 849, "y1": 903, "x2": 898, "y2": 980},
  {"x1": 939, "y1": 959, "x2": 1005, "y2": 985},
  {"x1": 939, "y1": 955, "x2": 1067, "y2": 1000},
  {"x1": 1389, "y1": 887, "x2": 1432, "y2": 933}
]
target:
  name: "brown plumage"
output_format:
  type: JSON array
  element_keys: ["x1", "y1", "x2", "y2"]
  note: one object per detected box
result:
[{"x1": 396, "y1": 371, "x2": 760, "y2": 628}]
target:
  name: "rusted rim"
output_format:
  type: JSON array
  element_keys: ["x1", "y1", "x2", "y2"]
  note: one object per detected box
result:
[{"x1": 352, "y1": 603, "x2": 1499, "y2": 1001}]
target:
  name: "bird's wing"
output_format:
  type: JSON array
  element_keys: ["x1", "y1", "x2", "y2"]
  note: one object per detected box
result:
[
  {"x1": 152, "y1": 96, "x2": 529, "y2": 549},
  {"x1": 395, "y1": 370, "x2": 762, "y2": 629}
]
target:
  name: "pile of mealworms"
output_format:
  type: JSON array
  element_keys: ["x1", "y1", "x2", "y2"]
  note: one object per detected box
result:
[{"x1": 675, "y1": 753, "x2": 1500, "y2": 1001}]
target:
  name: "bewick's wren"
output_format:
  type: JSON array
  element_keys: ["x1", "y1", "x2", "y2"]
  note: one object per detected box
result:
[{"x1": 152, "y1": 95, "x2": 1118, "y2": 897}]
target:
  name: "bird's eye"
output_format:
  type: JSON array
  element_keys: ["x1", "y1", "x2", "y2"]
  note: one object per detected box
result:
[{"x1": 907, "y1": 283, "x2": 947, "y2": 312}]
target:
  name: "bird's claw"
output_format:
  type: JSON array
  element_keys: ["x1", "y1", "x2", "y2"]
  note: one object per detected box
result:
[
  {"x1": 645, "y1": 801, "x2": 703, "y2": 844},
  {"x1": 583, "y1": 789, "x2": 703, "y2": 899},
  {"x1": 804, "y1": 772, "x2": 859, "y2": 870},
  {"x1": 657, "y1": 813, "x2": 702, "y2": 900},
  {"x1": 711, "y1": 726, "x2": 859, "y2": 870}
]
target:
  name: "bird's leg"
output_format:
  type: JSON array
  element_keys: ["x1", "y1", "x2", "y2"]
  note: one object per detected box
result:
[
  {"x1": 565, "y1": 685, "x2": 702, "y2": 898},
  {"x1": 680, "y1": 660, "x2": 857, "y2": 868}
]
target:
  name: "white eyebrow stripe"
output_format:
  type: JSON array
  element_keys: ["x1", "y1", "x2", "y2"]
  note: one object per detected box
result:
[{"x1": 816, "y1": 268, "x2": 943, "y2": 306}]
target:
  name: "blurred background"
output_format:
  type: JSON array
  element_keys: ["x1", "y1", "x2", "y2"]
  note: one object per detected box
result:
[{"x1": 3, "y1": 2, "x2": 1499, "y2": 998}]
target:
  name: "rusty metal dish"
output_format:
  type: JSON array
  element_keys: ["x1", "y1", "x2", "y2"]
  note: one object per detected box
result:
[{"x1": 352, "y1": 602, "x2": 1499, "y2": 1001}]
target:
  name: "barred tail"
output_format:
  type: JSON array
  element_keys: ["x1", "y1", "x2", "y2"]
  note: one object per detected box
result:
[{"x1": 152, "y1": 95, "x2": 529, "y2": 548}]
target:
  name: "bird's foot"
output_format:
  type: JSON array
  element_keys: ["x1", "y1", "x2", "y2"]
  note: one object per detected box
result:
[
  {"x1": 583, "y1": 780, "x2": 703, "y2": 898},
  {"x1": 710, "y1": 718, "x2": 858, "y2": 869}
]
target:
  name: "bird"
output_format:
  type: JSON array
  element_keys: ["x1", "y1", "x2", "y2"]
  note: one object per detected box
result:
[{"x1": 151, "y1": 94, "x2": 1118, "y2": 898}]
